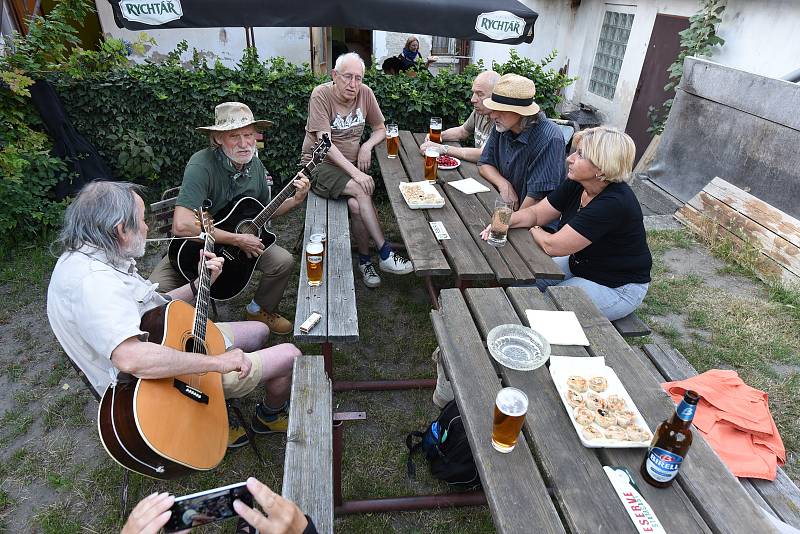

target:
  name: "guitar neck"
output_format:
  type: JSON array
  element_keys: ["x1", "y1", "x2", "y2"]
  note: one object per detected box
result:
[
  {"x1": 191, "y1": 233, "x2": 216, "y2": 345},
  {"x1": 249, "y1": 155, "x2": 324, "y2": 229}
]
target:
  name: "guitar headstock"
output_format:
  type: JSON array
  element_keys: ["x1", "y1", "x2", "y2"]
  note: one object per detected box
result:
[
  {"x1": 194, "y1": 209, "x2": 215, "y2": 237},
  {"x1": 310, "y1": 133, "x2": 332, "y2": 166}
]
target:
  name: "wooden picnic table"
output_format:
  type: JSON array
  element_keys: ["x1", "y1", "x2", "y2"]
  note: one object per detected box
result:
[
  {"x1": 431, "y1": 285, "x2": 778, "y2": 533},
  {"x1": 376, "y1": 131, "x2": 563, "y2": 307}
]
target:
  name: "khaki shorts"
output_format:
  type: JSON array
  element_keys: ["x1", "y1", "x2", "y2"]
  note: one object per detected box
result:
[
  {"x1": 311, "y1": 161, "x2": 352, "y2": 199},
  {"x1": 216, "y1": 323, "x2": 263, "y2": 399}
]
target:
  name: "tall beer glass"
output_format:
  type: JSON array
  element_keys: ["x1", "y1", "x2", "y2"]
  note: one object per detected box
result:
[
  {"x1": 386, "y1": 123, "x2": 399, "y2": 158},
  {"x1": 488, "y1": 199, "x2": 513, "y2": 247},
  {"x1": 429, "y1": 117, "x2": 443, "y2": 143},
  {"x1": 306, "y1": 242, "x2": 324, "y2": 287},
  {"x1": 424, "y1": 147, "x2": 440, "y2": 183},
  {"x1": 492, "y1": 387, "x2": 528, "y2": 453}
]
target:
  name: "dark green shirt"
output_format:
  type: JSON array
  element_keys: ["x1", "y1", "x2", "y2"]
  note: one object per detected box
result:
[{"x1": 176, "y1": 147, "x2": 270, "y2": 217}]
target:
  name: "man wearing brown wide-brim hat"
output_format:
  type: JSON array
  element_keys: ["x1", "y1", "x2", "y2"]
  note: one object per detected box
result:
[
  {"x1": 149, "y1": 102, "x2": 310, "y2": 445},
  {"x1": 478, "y1": 73, "x2": 566, "y2": 212}
]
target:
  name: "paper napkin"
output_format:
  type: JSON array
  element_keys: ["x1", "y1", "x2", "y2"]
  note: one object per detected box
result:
[
  {"x1": 448, "y1": 178, "x2": 490, "y2": 194},
  {"x1": 525, "y1": 309, "x2": 590, "y2": 346}
]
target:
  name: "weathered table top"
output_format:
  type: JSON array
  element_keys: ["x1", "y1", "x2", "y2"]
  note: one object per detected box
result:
[
  {"x1": 376, "y1": 131, "x2": 564, "y2": 284},
  {"x1": 432, "y1": 285, "x2": 778, "y2": 533}
]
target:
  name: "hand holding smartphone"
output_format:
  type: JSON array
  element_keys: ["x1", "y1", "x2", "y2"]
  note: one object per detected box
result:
[{"x1": 163, "y1": 481, "x2": 253, "y2": 533}]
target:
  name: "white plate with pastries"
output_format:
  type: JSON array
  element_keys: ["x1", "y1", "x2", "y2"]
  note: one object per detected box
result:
[
  {"x1": 549, "y1": 356, "x2": 653, "y2": 448},
  {"x1": 399, "y1": 181, "x2": 445, "y2": 209}
]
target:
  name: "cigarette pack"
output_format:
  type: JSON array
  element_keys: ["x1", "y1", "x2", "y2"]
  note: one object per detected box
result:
[{"x1": 299, "y1": 312, "x2": 322, "y2": 333}]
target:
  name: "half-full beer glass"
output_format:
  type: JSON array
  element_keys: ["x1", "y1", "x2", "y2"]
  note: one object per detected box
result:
[
  {"x1": 492, "y1": 387, "x2": 528, "y2": 453},
  {"x1": 488, "y1": 199, "x2": 513, "y2": 247},
  {"x1": 386, "y1": 123, "x2": 399, "y2": 158},
  {"x1": 424, "y1": 147, "x2": 440, "y2": 183},
  {"x1": 429, "y1": 117, "x2": 442, "y2": 143},
  {"x1": 306, "y1": 242, "x2": 324, "y2": 286}
]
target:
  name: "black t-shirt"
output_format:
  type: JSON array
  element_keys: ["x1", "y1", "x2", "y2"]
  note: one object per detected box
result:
[{"x1": 547, "y1": 180, "x2": 652, "y2": 287}]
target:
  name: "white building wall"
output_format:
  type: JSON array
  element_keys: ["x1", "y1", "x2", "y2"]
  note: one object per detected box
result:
[{"x1": 94, "y1": 0, "x2": 309, "y2": 66}]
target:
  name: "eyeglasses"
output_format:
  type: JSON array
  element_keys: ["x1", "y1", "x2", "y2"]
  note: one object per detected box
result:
[{"x1": 338, "y1": 73, "x2": 363, "y2": 84}]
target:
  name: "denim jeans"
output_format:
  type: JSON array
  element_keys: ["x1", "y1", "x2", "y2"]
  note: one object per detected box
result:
[{"x1": 535, "y1": 256, "x2": 649, "y2": 321}]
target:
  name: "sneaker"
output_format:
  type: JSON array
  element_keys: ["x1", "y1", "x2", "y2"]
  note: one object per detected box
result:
[
  {"x1": 246, "y1": 309, "x2": 293, "y2": 335},
  {"x1": 251, "y1": 403, "x2": 289, "y2": 434},
  {"x1": 358, "y1": 261, "x2": 381, "y2": 288},
  {"x1": 379, "y1": 251, "x2": 413, "y2": 275},
  {"x1": 227, "y1": 406, "x2": 250, "y2": 449}
]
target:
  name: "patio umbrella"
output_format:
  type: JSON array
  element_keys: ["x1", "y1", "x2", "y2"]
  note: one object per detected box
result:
[{"x1": 106, "y1": 0, "x2": 537, "y2": 44}]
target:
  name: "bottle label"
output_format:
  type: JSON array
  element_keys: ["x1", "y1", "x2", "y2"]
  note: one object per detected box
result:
[
  {"x1": 645, "y1": 447, "x2": 684, "y2": 483},
  {"x1": 676, "y1": 399, "x2": 697, "y2": 422}
]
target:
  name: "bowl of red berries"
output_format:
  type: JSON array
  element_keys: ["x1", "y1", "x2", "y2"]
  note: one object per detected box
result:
[{"x1": 437, "y1": 155, "x2": 460, "y2": 170}]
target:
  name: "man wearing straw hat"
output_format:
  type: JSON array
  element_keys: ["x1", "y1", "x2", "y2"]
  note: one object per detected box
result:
[
  {"x1": 478, "y1": 73, "x2": 566, "y2": 212},
  {"x1": 149, "y1": 102, "x2": 310, "y2": 336}
]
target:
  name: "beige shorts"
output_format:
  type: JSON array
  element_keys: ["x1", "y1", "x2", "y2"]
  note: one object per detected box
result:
[
  {"x1": 311, "y1": 161, "x2": 352, "y2": 199},
  {"x1": 216, "y1": 323, "x2": 263, "y2": 399}
]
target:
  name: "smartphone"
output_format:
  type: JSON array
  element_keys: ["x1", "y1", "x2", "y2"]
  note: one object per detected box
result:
[{"x1": 163, "y1": 481, "x2": 252, "y2": 533}]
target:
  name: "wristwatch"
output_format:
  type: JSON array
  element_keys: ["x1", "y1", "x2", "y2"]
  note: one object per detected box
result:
[{"x1": 442, "y1": 145, "x2": 450, "y2": 155}]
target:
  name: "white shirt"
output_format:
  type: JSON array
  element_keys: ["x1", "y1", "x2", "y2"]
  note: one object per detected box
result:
[{"x1": 47, "y1": 246, "x2": 167, "y2": 397}]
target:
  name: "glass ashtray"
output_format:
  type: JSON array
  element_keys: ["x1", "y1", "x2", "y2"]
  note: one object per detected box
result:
[{"x1": 486, "y1": 324, "x2": 551, "y2": 371}]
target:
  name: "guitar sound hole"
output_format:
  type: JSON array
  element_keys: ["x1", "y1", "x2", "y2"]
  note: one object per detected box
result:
[
  {"x1": 237, "y1": 220, "x2": 260, "y2": 236},
  {"x1": 185, "y1": 338, "x2": 207, "y2": 355}
]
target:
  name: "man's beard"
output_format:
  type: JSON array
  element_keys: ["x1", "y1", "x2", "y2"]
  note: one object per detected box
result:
[
  {"x1": 495, "y1": 123, "x2": 509, "y2": 133},
  {"x1": 123, "y1": 231, "x2": 146, "y2": 259},
  {"x1": 222, "y1": 144, "x2": 255, "y2": 166}
]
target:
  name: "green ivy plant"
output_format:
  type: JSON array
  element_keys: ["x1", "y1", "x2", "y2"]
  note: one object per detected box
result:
[{"x1": 648, "y1": 0, "x2": 726, "y2": 134}]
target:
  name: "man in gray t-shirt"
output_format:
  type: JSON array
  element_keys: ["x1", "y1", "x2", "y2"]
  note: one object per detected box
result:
[{"x1": 419, "y1": 70, "x2": 499, "y2": 163}]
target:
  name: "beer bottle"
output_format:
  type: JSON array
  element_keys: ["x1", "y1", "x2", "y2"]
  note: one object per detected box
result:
[{"x1": 640, "y1": 390, "x2": 700, "y2": 488}]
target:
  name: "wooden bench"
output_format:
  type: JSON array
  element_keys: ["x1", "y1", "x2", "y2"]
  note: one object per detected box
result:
[
  {"x1": 282, "y1": 355, "x2": 333, "y2": 534},
  {"x1": 293, "y1": 191, "x2": 358, "y2": 377},
  {"x1": 640, "y1": 343, "x2": 800, "y2": 530}
]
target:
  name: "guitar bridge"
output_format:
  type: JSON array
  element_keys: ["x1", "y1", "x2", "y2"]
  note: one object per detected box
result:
[{"x1": 173, "y1": 379, "x2": 210, "y2": 404}]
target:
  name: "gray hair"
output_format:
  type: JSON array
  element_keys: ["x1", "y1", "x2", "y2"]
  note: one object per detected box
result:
[
  {"x1": 334, "y1": 52, "x2": 365, "y2": 72},
  {"x1": 55, "y1": 181, "x2": 145, "y2": 265}
]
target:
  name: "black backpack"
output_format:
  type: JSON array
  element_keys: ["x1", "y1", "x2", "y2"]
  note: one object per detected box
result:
[{"x1": 406, "y1": 400, "x2": 481, "y2": 488}]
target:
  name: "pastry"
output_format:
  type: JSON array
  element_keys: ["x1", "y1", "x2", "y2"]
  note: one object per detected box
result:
[
  {"x1": 574, "y1": 407, "x2": 596, "y2": 427},
  {"x1": 615, "y1": 410, "x2": 637, "y2": 427},
  {"x1": 585, "y1": 392, "x2": 606, "y2": 411},
  {"x1": 565, "y1": 389, "x2": 584, "y2": 408},
  {"x1": 626, "y1": 426, "x2": 651, "y2": 442},
  {"x1": 588, "y1": 376, "x2": 608, "y2": 393},
  {"x1": 595, "y1": 408, "x2": 616, "y2": 428},
  {"x1": 604, "y1": 425, "x2": 627, "y2": 441},
  {"x1": 582, "y1": 426, "x2": 604, "y2": 441},
  {"x1": 567, "y1": 375, "x2": 588, "y2": 393},
  {"x1": 606, "y1": 394, "x2": 627, "y2": 411}
]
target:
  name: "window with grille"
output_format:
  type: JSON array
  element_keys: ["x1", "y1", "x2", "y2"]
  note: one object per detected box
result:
[
  {"x1": 588, "y1": 10, "x2": 635, "y2": 100},
  {"x1": 431, "y1": 36, "x2": 455, "y2": 55}
]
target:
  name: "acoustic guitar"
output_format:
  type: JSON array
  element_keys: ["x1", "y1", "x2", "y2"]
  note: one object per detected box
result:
[
  {"x1": 168, "y1": 134, "x2": 332, "y2": 300},
  {"x1": 98, "y1": 211, "x2": 228, "y2": 480}
]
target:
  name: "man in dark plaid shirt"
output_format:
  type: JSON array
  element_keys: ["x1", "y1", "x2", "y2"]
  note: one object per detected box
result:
[{"x1": 478, "y1": 74, "x2": 566, "y2": 212}]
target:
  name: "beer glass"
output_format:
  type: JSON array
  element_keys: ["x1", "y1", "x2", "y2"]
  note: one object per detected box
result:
[
  {"x1": 310, "y1": 226, "x2": 327, "y2": 257},
  {"x1": 386, "y1": 123, "x2": 399, "y2": 159},
  {"x1": 488, "y1": 199, "x2": 513, "y2": 247},
  {"x1": 429, "y1": 117, "x2": 443, "y2": 143},
  {"x1": 424, "y1": 147, "x2": 440, "y2": 183},
  {"x1": 305, "y1": 242, "x2": 324, "y2": 287},
  {"x1": 492, "y1": 387, "x2": 528, "y2": 453}
]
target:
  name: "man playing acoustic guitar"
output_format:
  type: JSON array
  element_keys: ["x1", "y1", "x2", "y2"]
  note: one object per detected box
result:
[
  {"x1": 47, "y1": 181, "x2": 302, "y2": 449},
  {"x1": 150, "y1": 102, "x2": 310, "y2": 336}
]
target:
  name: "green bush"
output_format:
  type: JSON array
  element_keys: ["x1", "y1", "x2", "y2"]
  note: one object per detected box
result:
[{"x1": 1, "y1": 0, "x2": 574, "y2": 247}]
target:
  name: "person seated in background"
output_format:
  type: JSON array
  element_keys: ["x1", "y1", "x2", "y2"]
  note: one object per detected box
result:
[
  {"x1": 478, "y1": 73, "x2": 566, "y2": 212},
  {"x1": 47, "y1": 181, "x2": 302, "y2": 449},
  {"x1": 418, "y1": 70, "x2": 500, "y2": 163},
  {"x1": 121, "y1": 477, "x2": 317, "y2": 534},
  {"x1": 397, "y1": 36, "x2": 436, "y2": 70},
  {"x1": 480, "y1": 126, "x2": 652, "y2": 321}
]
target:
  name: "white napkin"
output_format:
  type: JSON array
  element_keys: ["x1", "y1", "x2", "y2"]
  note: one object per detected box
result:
[
  {"x1": 525, "y1": 310, "x2": 590, "y2": 346},
  {"x1": 448, "y1": 178, "x2": 490, "y2": 194}
]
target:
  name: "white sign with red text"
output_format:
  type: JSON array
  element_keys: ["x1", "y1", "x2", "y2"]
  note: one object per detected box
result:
[{"x1": 603, "y1": 466, "x2": 666, "y2": 534}]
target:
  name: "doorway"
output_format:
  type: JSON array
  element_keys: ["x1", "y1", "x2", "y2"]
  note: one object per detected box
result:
[
  {"x1": 331, "y1": 27, "x2": 373, "y2": 69},
  {"x1": 625, "y1": 14, "x2": 689, "y2": 164}
]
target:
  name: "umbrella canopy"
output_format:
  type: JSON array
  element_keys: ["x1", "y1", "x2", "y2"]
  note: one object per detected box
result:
[{"x1": 107, "y1": 0, "x2": 537, "y2": 44}]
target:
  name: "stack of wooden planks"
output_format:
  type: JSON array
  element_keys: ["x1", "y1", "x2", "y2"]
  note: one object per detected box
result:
[{"x1": 675, "y1": 177, "x2": 800, "y2": 286}]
